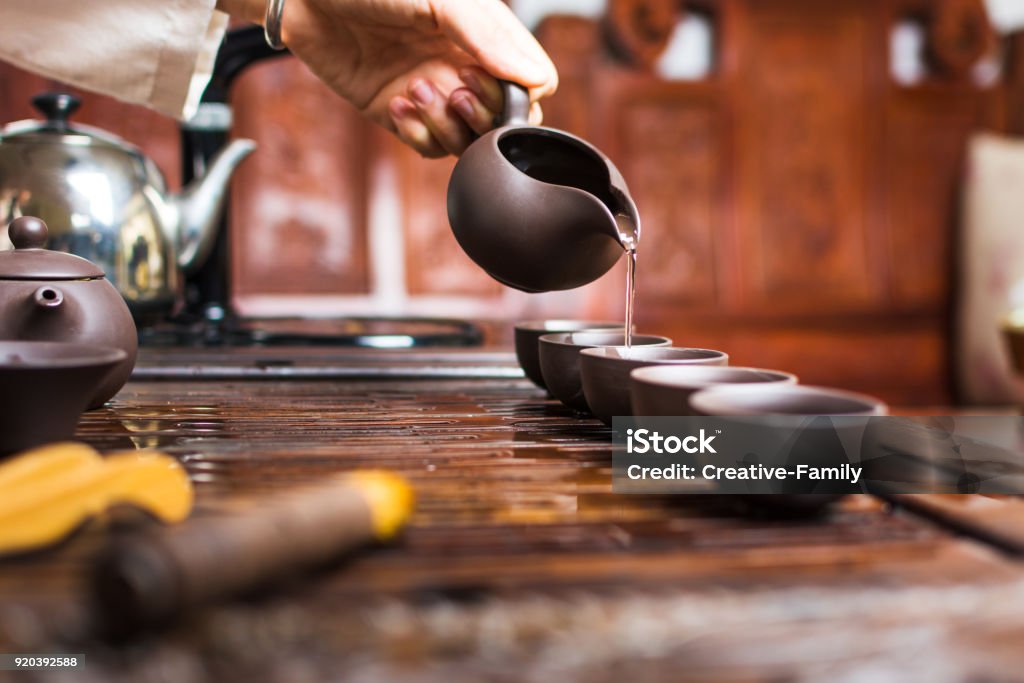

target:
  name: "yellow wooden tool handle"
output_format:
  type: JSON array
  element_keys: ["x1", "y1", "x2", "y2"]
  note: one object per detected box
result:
[{"x1": 0, "y1": 442, "x2": 193, "y2": 556}]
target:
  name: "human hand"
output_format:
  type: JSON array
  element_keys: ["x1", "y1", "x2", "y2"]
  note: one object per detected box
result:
[{"x1": 219, "y1": 0, "x2": 558, "y2": 157}]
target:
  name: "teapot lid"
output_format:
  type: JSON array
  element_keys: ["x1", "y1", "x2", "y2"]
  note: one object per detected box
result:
[
  {"x1": 0, "y1": 217, "x2": 105, "y2": 280},
  {"x1": 0, "y1": 93, "x2": 136, "y2": 151}
]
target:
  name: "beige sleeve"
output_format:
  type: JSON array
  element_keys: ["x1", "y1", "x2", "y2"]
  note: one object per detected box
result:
[
  {"x1": 985, "y1": 0, "x2": 1024, "y2": 33},
  {"x1": 0, "y1": 0, "x2": 229, "y2": 121}
]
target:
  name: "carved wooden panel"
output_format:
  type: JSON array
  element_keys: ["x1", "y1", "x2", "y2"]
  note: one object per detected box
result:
[
  {"x1": 925, "y1": 0, "x2": 997, "y2": 78},
  {"x1": 534, "y1": 17, "x2": 601, "y2": 142},
  {"x1": 605, "y1": 0, "x2": 682, "y2": 69},
  {"x1": 736, "y1": 1, "x2": 876, "y2": 309},
  {"x1": 615, "y1": 93, "x2": 721, "y2": 305},
  {"x1": 231, "y1": 59, "x2": 370, "y2": 296},
  {"x1": 0, "y1": 64, "x2": 181, "y2": 191},
  {"x1": 1008, "y1": 33, "x2": 1024, "y2": 135},
  {"x1": 0, "y1": 66, "x2": 47, "y2": 122},
  {"x1": 396, "y1": 147, "x2": 502, "y2": 298},
  {"x1": 884, "y1": 92, "x2": 980, "y2": 307},
  {"x1": 718, "y1": 325, "x2": 948, "y2": 404}
]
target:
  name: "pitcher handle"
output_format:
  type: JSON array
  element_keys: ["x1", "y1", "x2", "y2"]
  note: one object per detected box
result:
[{"x1": 496, "y1": 81, "x2": 531, "y2": 127}]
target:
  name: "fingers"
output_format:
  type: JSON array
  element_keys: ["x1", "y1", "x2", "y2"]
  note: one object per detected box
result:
[
  {"x1": 449, "y1": 89, "x2": 493, "y2": 136},
  {"x1": 455, "y1": 68, "x2": 546, "y2": 129},
  {"x1": 448, "y1": 87, "x2": 545, "y2": 133},
  {"x1": 407, "y1": 79, "x2": 474, "y2": 156},
  {"x1": 388, "y1": 78, "x2": 480, "y2": 158},
  {"x1": 386, "y1": 57, "x2": 553, "y2": 157},
  {"x1": 388, "y1": 97, "x2": 447, "y2": 158},
  {"x1": 458, "y1": 67, "x2": 502, "y2": 111},
  {"x1": 529, "y1": 101, "x2": 543, "y2": 126},
  {"x1": 431, "y1": 0, "x2": 559, "y2": 100}
]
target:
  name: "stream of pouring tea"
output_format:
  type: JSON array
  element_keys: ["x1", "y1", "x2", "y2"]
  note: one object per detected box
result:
[{"x1": 615, "y1": 214, "x2": 639, "y2": 351}]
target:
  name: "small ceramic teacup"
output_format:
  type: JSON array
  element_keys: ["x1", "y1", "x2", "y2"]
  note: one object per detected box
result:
[
  {"x1": 630, "y1": 365, "x2": 797, "y2": 418},
  {"x1": 514, "y1": 320, "x2": 623, "y2": 390},
  {"x1": 580, "y1": 346, "x2": 729, "y2": 425},
  {"x1": 0, "y1": 341, "x2": 127, "y2": 456},
  {"x1": 538, "y1": 331, "x2": 671, "y2": 412},
  {"x1": 688, "y1": 383, "x2": 887, "y2": 513},
  {"x1": 688, "y1": 384, "x2": 888, "y2": 416}
]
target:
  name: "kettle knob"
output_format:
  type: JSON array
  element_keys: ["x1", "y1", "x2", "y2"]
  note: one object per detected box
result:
[
  {"x1": 31, "y1": 92, "x2": 81, "y2": 130},
  {"x1": 8, "y1": 216, "x2": 49, "y2": 249}
]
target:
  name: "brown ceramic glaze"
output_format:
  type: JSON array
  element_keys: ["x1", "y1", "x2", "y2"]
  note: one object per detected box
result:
[
  {"x1": 0, "y1": 341, "x2": 126, "y2": 455},
  {"x1": 580, "y1": 346, "x2": 729, "y2": 425},
  {"x1": 688, "y1": 384, "x2": 888, "y2": 417},
  {"x1": 447, "y1": 82, "x2": 639, "y2": 292},
  {"x1": 0, "y1": 217, "x2": 137, "y2": 407},
  {"x1": 514, "y1": 320, "x2": 623, "y2": 390},
  {"x1": 688, "y1": 383, "x2": 886, "y2": 514},
  {"x1": 630, "y1": 365, "x2": 798, "y2": 418},
  {"x1": 538, "y1": 331, "x2": 671, "y2": 412}
]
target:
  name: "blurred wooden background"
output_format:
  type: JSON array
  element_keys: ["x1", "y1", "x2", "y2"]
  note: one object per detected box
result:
[{"x1": 1, "y1": 0, "x2": 1023, "y2": 405}]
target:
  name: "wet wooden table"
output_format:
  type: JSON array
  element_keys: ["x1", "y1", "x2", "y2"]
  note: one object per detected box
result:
[{"x1": 3, "y1": 347, "x2": 1024, "y2": 682}]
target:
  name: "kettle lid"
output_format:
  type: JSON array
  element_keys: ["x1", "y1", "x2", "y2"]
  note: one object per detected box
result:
[
  {"x1": 0, "y1": 217, "x2": 105, "y2": 280},
  {"x1": 0, "y1": 93, "x2": 136, "y2": 151}
]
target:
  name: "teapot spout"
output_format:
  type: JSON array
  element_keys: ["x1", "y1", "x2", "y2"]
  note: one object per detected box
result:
[
  {"x1": 173, "y1": 138, "x2": 257, "y2": 274},
  {"x1": 32, "y1": 286, "x2": 64, "y2": 309}
]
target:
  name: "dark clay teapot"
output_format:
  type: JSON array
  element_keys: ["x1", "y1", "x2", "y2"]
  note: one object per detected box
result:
[
  {"x1": 447, "y1": 82, "x2": 640, "y2": 293},
  {"x1": 0, "y1": 217, "x2": 137, "y2": 408}
]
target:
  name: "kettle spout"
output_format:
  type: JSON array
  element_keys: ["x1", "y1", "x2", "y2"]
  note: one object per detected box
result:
[{"x1": 173, "y1": 138, "x2": 257, "y2": 274}]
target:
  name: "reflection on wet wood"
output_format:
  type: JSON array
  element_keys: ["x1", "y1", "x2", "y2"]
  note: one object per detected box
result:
[
  {"x1": 1, "y1": 350, "x2": 1024, "y2": 679},
  {"x1": 887, "y1": 493, "x2": 1024, "y2": 554}
]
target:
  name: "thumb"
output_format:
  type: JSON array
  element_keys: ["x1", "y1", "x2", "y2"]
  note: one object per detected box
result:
[{"x1": 430, "y1": 0, "x2": 558, "y2": 99}]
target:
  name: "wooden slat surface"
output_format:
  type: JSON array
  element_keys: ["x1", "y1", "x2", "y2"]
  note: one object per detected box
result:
[
  {"x1": 886, "y1": 494, "x2": 1024, "y2": 555},
  {"x1": 1, "y1": 349, "x2": 1023, "y2": 681}
]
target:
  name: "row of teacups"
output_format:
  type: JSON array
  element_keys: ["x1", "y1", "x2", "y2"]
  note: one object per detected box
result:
[{"x1": 514, "y1": 320, "x2": 888, "y2": 422}]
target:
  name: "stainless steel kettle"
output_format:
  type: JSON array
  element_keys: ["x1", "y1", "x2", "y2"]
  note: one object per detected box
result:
[{"x1": 0, "y1": 93, "x2": 255, "y2": 317}]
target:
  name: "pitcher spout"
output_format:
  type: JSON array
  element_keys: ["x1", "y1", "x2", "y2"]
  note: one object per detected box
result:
[
  {"x1": 172, "y1": 138, "x2": 257, "y2": 274},
  {"x1": 608, "y1": 188, "x2": 641, "y2": 251}
]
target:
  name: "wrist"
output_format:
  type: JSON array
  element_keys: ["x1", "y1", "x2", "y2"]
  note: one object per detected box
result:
[{"x1": 215, "y1": 0, "x2": 265, "y2": 24}]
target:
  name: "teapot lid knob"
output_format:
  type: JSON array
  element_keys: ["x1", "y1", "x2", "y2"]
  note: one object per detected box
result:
[
  {"x1": 31, "y1": 92, "x2": 81, "y2": 130},
  {"x1": 9, "y1": 217, "x2": 49, "y2": 249}
]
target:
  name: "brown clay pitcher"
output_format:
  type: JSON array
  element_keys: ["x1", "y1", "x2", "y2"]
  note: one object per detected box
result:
[{"x1": 447, "y1": 82, "x2": 639, "y2": 292}]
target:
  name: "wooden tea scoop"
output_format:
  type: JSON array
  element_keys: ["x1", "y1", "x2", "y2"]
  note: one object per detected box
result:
[
  {"x1": 92, "y1": 470, "x2": 414, "y2": 633},
  {"x1": 0, "y1": 442, "x2": 193, "y2": 556}
]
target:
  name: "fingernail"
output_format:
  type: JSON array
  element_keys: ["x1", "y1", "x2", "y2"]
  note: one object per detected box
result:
[
  {"x1": 459, "y1": 70, "x2": 482, "y2": 96},
  {"x1": 389, "y1": 98, "x2": 412, "y2": 118},
  {"x1": 409, "y1": 80, "x2": 434, "y2": 106},
  {"x1": 451, "y1": 94, "x2": 475, "y2": 119}
]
